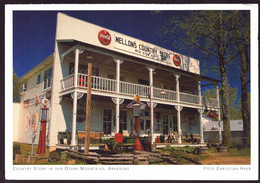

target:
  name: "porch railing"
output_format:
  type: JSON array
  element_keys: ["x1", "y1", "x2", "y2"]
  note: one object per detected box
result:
[
  {"x1": 61, "y1": 74, "x2": 74, "y2": 90},
  {"x1": 154, "y1": 88, "x2": 177, "y2": 101},
  {"x1": 60, "y1": 74, "x2": 218, "y2": 108},
  {"x1": 120, "y1": 81, "x2": 150, "y2": 97},
  {"x1": 180, "y1": 92, "x2": 200, "y2": 104}
]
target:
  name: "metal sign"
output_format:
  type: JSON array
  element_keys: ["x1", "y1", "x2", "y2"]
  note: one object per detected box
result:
[
  {"x1": 173, "y1": 54, "x2": 181, "y2": 66},
  {"x1": 98, "y1": 30, "x2": 111, "y2": 45},
  {"x1": 114, "y1": 133, "x2": 124, "y2": 143},
  {"x1": 31, "y1": 112, "x2": 39, "y2": 133}
]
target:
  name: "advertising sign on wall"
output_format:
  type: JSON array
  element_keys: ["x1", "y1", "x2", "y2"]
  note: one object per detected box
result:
[
  {"x1": 31, "y1": 112, "x2": 39, "y2": 133},
  {"x1": 23, "y1": 99, "x2": 29, "y2": 107},
  {"x1": 24, "y1": 112, "x2": 30, "y2": 133}
]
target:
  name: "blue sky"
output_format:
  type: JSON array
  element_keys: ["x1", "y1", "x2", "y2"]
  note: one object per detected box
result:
[{"x1": 13, "y1": 10, "x2": 247, "y2": 100}]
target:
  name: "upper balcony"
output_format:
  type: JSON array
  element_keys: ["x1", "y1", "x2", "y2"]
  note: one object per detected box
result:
[{"x1": 60, "y1": 73, "x2": 219, "y2": 109}]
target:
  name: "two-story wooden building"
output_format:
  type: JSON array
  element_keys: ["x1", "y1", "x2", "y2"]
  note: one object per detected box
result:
[{"x1": 16, "y1": 13, "x2": 220, "y2": 151}]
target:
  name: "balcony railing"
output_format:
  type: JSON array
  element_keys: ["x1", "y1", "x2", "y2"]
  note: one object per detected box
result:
[
  {"x1": 120, "y1": 81, "x2": 150, "y2": 97},
  {"x1": 154, "y1": 88, "x2": 177, "y2": 101},
  {"x1": 180, "y1": 92, "x2": 200, "y2": 104},
  {"x1": 60, "y1": 74, "x2": 218, "y2": 108}
]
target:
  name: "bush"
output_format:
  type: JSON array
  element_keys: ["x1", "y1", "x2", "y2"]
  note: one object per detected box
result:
[
  {"x1": 162, "y1": 145, "x2": 196, "y2": 153},
  {"x1": 230, "y1": 141, "x2": 243, "y2": 149}
]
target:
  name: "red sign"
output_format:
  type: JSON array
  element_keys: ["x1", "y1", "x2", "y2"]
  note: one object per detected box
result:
[
  {"x1": 114, "y1": 133, "x2": 124, "y2": 143},
  {"x1": 173, "y1": 54, "x2": 181, "y2": 66},
  {"x1": 35, "y1": 94, "x2": 39, "y2": 105},
  {"x1": 23, "y1": 99, "x2": 29, "y2": 107},
  {"x1": 98, "y1": 30, "x2": 111, "y2": 45}
]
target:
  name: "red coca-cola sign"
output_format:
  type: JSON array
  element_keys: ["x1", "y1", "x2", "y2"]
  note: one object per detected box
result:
[
  {"x1": 173, "y1": 54, "x2": 181, "y2": 66},
  {"x1": 98, "y1": 30, "x2": 111, "y2": 45},
  {"x1": 114, "y1": 133, "x2": 124, "y2": 143}
]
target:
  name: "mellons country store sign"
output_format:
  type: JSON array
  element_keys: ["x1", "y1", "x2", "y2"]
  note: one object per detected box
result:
[
  {"x1": 113, "y1": 34, "x2": 181, "y2": 67},
  {"x1": 97, "y1": 30, "x2": 182, "y2": 67}
]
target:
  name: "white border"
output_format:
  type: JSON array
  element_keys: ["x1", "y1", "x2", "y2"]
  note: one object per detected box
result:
[{"x1": 5, "y1": 4, "x2": 259, "y2": 180}]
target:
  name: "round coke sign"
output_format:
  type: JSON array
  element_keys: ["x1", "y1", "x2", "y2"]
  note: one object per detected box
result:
[
  {"x1": 114, "y1": 133, "x2": 124, "y2": 143},
  {"x1": 98, "y1": 30, "x2": 111, "y2": 45},
  {"x1": 173, "y1": 54, "x2": 181, "y2": 66}
]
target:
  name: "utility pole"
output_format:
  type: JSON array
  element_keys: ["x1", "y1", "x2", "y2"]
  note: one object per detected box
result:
[{"x1": 84, "y1": 63, "x2": 92, "y2": 154}]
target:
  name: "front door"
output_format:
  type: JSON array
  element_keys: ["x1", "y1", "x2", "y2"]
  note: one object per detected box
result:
[
  {"x1": 103, "y1": 109, "x2": 112, "y2": 135},
  {"x1": 162, "y1": 114, "x2": 169, "y2": 135}
]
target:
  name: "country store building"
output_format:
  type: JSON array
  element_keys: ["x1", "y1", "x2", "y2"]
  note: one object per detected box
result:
[{"x1": 15, "y1": 13, "x2": 221, "y2": 151}]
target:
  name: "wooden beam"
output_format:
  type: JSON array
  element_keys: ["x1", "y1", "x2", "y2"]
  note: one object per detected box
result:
[{"x1": 84, "y1": 63, "x2": 92, "y2": 154}]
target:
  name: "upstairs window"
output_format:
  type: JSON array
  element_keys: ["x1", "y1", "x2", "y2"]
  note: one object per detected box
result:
[
  {"x1": 44, "y1": 67, "x2": 52, "y2": 89},
  {"x1": 37, "y1": 74, "x2": 41, "y2": 85},
  {"x1": 19, "y1": 82, "x2": 27, "y2": 93}
]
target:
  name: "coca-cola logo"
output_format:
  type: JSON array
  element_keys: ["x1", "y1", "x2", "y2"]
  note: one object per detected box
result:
[
  {"x1": 173, "y1": 54, "x2": 181, "y2": 66},
  {"x1": 98, "y1": 30, "x2": 111, "y2": 45}
]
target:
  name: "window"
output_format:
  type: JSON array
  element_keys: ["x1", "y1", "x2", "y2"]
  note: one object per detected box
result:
[
  {"x1": 44, "y1": 68, "x2": 52, "y2": 89},
  {"x1": 162, "y1": 114, "x2": 169, "y2": 135},
  {"x1": 173, "y1": 115, "x2": 178, "y2": 131},
  {"x1": 19, "y1": 83, "x2": 27, "y2": 93},
  {"x1": 119, "y1": 111, "x2": 127, "y2": 133},
  {"x1": 37, "y1": 74, "x2": 41, "y2": 85},
  {"x1": 107, "y1": 74, "x2": 114, "y2": 79},
  {"x1": 138, "y1": 79, "x2": 149, "y2": 86},
  {"x1": 103, "y1": 109, "x2": 112, "y2": 135}
]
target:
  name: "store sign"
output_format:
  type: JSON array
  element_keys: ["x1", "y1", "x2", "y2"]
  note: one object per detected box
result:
[
  {"x1": 23, "y1": 99, "x2": 29, "y2": 107},
  {"x1": 114, "y1": 34, "x2": 173, "y2": 64},
  {"x1": 98, "y1": 30, "x2": 111, "y2": 45},
  {"x1": 29, "y1": 98, "x2": 35, "y2": 105}
]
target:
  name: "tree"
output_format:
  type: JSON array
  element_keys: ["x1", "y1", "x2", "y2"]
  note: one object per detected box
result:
[
  {"x1": 159, "y1": 11, "x2": 240, "y2": 147},
  {"x1": 13, "y1": 71, "x2": 21, "y2": 102},
  {"x1": 232, "y1": 10, "x2": 250, "y2": 147}
]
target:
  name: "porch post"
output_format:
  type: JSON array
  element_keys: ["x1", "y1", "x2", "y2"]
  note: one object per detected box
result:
[
  {"x1": 147, "y1": 66, "x2": 155, "y2": 144},
  {"x1": 216, "y1": 84, "x2": 222, "y2": 143},
  {"x1": 198, "y1": 108, "x2": 205, "y2": 144},
  {"x1": 175, "y1": 74, "x2": 180, "y2": 102},
  {"x1": 73, "y1": 48, "x2": 80, "y2": 88},
  {"x1": 71, "y1": 48, "x2": 81, "y2": 147},
  {"x1": 175, "y1": 105, "x2": 183, "y2": 144},
  {"x1": 114, "y1": 58, "x2": 123, "y2": 133},
  {"x1": 174, "y1": 74, "x2": 182, "y2": 143},
  {"x1": 71, "y1": 91, "x2": 78, "y2": 146},
  {"x1": 198, "y1": 80, "x2": 202, "y2": 105}
]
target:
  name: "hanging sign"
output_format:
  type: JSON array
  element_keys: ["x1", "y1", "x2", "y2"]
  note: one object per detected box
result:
[
  {"x1": 173, "y1": 54, "x2": 181, "y2": 66},
  {"x1": 98, "y1": 30, "x2": 111, "y2": 45},
  {"x1": 76, "y1": 109, "x2": 86, "y2": 123},
  {"x1": 24, "y1": 112, "x2": 30, "y2": 133},
  {"x1": 31, "y1": 112, "x2": 39, "y2": 133}
]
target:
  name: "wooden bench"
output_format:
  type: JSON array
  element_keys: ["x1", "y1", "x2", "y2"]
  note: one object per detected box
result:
[{"x1": 77, "y1": 131, "x2": 104, "y2": 145}]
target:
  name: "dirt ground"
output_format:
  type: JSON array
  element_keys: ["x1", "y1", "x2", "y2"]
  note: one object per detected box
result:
[{"x1": 198, "y1": 153, "x2": 250, "y2": 165}]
